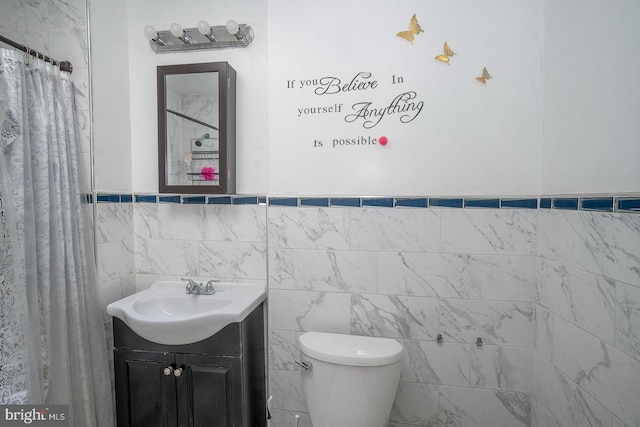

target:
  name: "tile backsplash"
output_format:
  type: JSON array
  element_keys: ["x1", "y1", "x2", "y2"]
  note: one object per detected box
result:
[
  {"x1": 92, "y1": 193, "x2": 640, "y2": 213},
  {"x1": 95, "y1": 192, "x2": 640, "y2": 427}
]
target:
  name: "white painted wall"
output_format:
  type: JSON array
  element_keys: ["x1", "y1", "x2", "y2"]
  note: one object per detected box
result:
[
  {"x1": 125, "y1": 0, "x2": 268, "y2": 194},
  {"x1": 91, "y1": 0, "x2": 639, "y2": 196},
  {"x1": 541, "y1": 0, "x2": 640, "y2": 195},
  {"x1": 268, "y1": 0, "x2": 544, "y2": 196},
  {"x1": 90, "y1": 0, "x2": 133, "y2": 192}
]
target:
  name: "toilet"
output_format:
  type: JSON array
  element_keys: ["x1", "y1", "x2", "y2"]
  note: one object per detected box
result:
[{"x1": 297, "y1": 331, "x2": 404, "y2": 427}]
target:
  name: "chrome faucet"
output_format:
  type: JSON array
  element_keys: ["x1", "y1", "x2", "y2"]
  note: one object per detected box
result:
[
  {"x1": 181, "y1": 278, "x2": 216, "y2": 295},
  {"x1": 204, "y1": 279, "x2": 218, "y2": 295}
]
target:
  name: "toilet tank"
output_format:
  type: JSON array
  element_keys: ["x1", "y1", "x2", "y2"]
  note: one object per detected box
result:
[
  {"x1": 299, "y1": 331, "x2": 404, "y2": 366},
  {"x1": 298, "y1": 332, "x2": 404, "y2": 427}
]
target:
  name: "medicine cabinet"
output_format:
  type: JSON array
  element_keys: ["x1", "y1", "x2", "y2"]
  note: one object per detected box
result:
[{"x1": 157, "y1": 62, "x2": 236, "y2": 194}]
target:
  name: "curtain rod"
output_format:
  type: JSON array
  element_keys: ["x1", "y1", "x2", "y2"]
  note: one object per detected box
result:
[
  {"x1": 166, "y1": 109, "x2": 219, "y2": 131},
  {"x1": 0, "y1": 34, "x2": 73, "y2": 73}
]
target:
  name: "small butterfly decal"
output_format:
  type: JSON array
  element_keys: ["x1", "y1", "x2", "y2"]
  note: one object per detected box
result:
[
  {"x1": 435, "y1": 42, "x2": 456, "y2": 64},
  {"x1": 476, "y1": 67, "x2": 492, "y2": 84},
  {"x1": 397, "y1": 14, "x2": 424, "y2": 44}
]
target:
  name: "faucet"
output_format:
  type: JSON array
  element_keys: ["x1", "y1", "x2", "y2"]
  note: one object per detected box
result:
[
  {"x1": 181, "y1": 278, "x2": 216, "y2": 295},
  {"x1": 203, "y1": 280, "x2": 218, "y2": 295}
]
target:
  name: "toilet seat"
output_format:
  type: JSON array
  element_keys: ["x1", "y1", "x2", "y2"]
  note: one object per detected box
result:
[{"x1": 299, "y1": 331, "x2": 404, "y2": 366}]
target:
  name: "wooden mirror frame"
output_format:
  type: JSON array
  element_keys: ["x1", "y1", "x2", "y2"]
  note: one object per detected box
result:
[{"x1": 157, "y1": 62, "x2": 236, "y2": 194}]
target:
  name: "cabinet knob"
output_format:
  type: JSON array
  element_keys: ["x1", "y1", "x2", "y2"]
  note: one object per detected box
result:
[
  {"x1": 163, "y1": 366, "x2": 174, "y2": 376},
  {"x1": 174, "y1": 367, "x2": 183, "y2": 377}
]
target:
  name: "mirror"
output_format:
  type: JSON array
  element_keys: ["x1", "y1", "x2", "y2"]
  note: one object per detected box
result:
[{"x1": 158, "y1": 62, "x2": 236, "y2": 194}]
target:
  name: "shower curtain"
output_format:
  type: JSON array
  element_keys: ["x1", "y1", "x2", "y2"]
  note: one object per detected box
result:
[{"x1": 0, "y1": 48, "x2": 113, "y2": 426}]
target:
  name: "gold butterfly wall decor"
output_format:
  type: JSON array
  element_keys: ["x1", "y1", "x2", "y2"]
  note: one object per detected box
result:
[
  {"x1": 397, "y1": 14, "x2": 424, "y2": 44},
  {"x1": 476, "y1": 67, "x2": 492, "y2": 84},
  {"x1": 435, "y1": 42, "x2": 456, "y2": 64}
]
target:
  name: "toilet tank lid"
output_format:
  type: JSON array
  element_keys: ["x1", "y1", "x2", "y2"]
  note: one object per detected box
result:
[{"x1": 298, "y1": 332, "x2": 404, "y2": 366}]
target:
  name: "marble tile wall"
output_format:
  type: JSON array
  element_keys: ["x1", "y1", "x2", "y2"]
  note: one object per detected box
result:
[
  {"x1": 0, "y1": 0, "x2": 91, "y2": 188},
  {"x1": 92, "y1": 197, "x2": 640, "y2": 427},
  {"x1": 268, "y1": 206, "x2": 537, "y2": 427},
  {"x1": 534, "y1": 210, "x2": 640, "y2": 427},
  {"x1": 96, "y1": 203, "x2": 136, "y2": 309},
  {"x1": 95, "y1": 202, "x2": 135, "y2": 376},
  {"x1": 95, "y1": 200, "x2": 268, "y2": 373},
  {"x1": 132, "y1": 202, "x2": 268, "y2": 288}
]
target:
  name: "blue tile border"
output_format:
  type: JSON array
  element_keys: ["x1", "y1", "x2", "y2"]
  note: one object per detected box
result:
[
  {"x1": 430, "y1": 198, "x2": 464, "y2": 208},
  {"x1": 182, "y1": 196, "x2": 206, "y2": 204},
  {"x1": 158, "y1": 195, "x2": 181, "y2": 203},
  {"x1": 330, "y1": 197, "x2": 361, "y2": 207},
  {"x1": 618, "y1": 197, "x2": 640, "y2": 212},
  {"x1": 135, "y1": 195, "x2": 157, "y2": 203},
  {"x1": 395, "y1": 197, "x2": 428, "y2": 208},
  {"x1": 501, "y1": 198, "x2": 538, "y2": 209},
  {"x1": 208, "y1": 196, "x2": 232, "y2": 205},
  {"x1": 269, "y1": 197, "x2": 298, "y2": 207},
  {"x1": 300, "y1": 197, "x2": 330, "y2": 207},
  {"x1": 540, "y1": 198, "x2": 552, "y2": 209},
  {"x1": 552, "y1": 197, "x2": 579, "y2": 210},
  {"x1": 97, "y1": 194, "x2": 120, "y2": 203},
  {"x1": 363, "y1": 197, "x2": 394, "y2": 208},
  {"x1": 233, "y1": 196, "x2": 259, "y2": 205},
  {"x1": 581, "y1": 197, "x2": 613, "y2": 212},
  {"x1": 88, "y1": 193, "x2": 640, "y2": 214},
  {"x1": 464, "y1": 198, "x2": 500, "y2": 209}
]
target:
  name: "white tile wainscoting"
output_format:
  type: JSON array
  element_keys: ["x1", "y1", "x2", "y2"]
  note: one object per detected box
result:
[{"x1": 95, "y1": 195, "x2": 640, "y2": 427}]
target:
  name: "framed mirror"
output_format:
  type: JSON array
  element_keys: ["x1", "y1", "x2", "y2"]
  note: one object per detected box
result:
[{"x1": 158, "y1": 62, "x2": 236, "y2": 194}]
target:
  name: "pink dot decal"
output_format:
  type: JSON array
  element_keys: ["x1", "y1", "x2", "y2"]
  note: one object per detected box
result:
[{"x1": 379, "y1": 136, "x2": 388, "y2": 145}]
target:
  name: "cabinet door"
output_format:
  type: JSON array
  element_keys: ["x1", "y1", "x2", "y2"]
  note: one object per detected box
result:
[
  {"x1": 114, "y1": 349, "x2": 177, "y2": 427},
  {"x1": 175, "y1": 354, "x2": 242, "y2": 427}
]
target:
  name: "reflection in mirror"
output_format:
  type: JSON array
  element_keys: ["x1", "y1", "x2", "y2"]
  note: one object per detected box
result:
[
  {"x1": 158, "y1": 62, "x2": 236, "y2": 194},
  {"x1": 166, "y1": 72, "x2": 219, "y2": 186}
]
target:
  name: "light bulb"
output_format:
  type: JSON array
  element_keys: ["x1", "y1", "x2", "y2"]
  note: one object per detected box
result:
[
  {"x1": 170, "y1": 23, "x2": 183, "y2": 38},
  {"x1": 226, "y1": 20, "x2": 239, "y2": 35},
  {"x1": 197, "y1": 20, "x2": 211, "y2": 35},
  {"x1": 143, "y1": 25, "x2": 157, "y2": 40}
]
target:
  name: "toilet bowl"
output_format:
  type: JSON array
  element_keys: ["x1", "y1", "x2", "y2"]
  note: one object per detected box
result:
[{"x1": 297, "y1": 331, "x2": 404, "y2": 427}]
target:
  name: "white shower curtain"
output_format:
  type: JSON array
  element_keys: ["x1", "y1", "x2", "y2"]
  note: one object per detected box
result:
[{"x1": 0, "y1": 48, "x2": 113, "y2": 426}]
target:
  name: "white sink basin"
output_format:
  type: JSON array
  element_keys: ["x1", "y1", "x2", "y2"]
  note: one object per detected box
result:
[{"x1": 107, "y1": 281, "x2": 266, "y2": 345}]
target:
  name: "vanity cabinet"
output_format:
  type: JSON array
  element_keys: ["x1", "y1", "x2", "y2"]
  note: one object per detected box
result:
[{"x1": 113, "y1": 304, "x2": 265, "y2": 427}]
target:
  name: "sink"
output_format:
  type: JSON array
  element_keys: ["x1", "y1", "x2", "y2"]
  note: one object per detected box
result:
[{"x1": 107, "y1": 281, "x2": 266, "y2": 345}]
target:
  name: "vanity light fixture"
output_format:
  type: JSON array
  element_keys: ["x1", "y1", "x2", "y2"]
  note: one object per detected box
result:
[
  {"x1": 170, "y1": 23, "x2": 193, "y2": 44},
  {"x1": 225, "y1": 20, "x2": 245, "y2": 40},
  {"x1": 143, "y1": 25, "x2": 167, "y2": 46},
  {"x1": 197, "y1": 20, "x2": 217, "y2": 42},
  {"x1": 144, "y1": 20, "x2": 254, "y2": 53}
]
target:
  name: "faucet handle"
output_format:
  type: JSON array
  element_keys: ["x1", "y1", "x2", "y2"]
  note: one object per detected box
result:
[
  {"x1": 204, "y1": 280, "x2": 217, "y2": 294},
  {"x1": 181, "y1": 278, "x2": 201, "y2": 293}
]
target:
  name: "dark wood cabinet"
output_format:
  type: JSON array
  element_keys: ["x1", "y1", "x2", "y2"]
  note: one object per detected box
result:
[
  {"x1": 113, "y1": 304, "x2": 265, "y2": 427},
  {"x1": 114, "y1": 351, "x2": 176, "y2": 426},
  {"x1": 157, "y1": 62, "x2": 236, "y2": 194}
]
